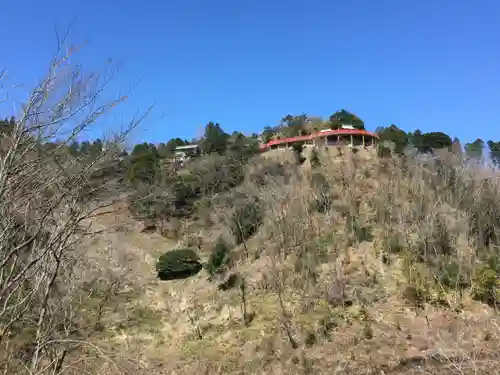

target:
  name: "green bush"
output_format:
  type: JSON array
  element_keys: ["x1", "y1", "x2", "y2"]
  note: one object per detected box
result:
[
  {"x1": 305, "y1": 332, "x2": 317, "y2": 348},
  {"x1": 206, "y1": 237, "x2": 231, "y2": 276},
  {"x1": 438, "y1": 261, "x2": 470, "y2": 290},
  {"x1": 156, "y1": 249, "x2": 203, "y2": 281},
  {"x1": 231, "y1": 200, "x2": 263, "y2": 244},
  {"x1": 472, "y1": 264, "x2": 499, "y2": 308}
]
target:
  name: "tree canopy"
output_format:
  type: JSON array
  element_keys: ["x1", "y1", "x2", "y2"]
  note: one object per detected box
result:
[
  {"x1": 465, "y1": 139, "x2": 485, "y2": 160},
  {"x1": 201, "y1": 122, "x2": 229, "y2": 155},
  {"x1": 329, "y1": 109, "x2": 365, "y2": 130},
  {"x1": 127, "y1": 142, "x2": 161, "y2": 186},
  {"x1": 377, "y1": 124, "x2": 409, "y2": 154},
  {"x1": 377, "y1": 126, "x2": 454, "y2": 155},
  {"x1": 487, "y1": 140, "x2": 500, "y2": 167}
]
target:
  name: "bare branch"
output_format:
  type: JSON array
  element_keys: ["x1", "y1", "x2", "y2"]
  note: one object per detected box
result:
[{"x1": 0, "y1": 32, "x2": 149, "y2": 375}]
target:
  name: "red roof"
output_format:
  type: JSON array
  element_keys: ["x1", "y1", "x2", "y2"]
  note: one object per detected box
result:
[{"x1": 260, "y1": 128, "x2": 378, "y2": 149}]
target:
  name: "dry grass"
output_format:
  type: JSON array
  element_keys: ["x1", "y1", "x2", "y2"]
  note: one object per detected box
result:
[{"x1": 14, "y1": 146, "x2": 500, "y2": 375}]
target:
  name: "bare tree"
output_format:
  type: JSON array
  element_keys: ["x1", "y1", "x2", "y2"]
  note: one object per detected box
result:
[
  {"x1": 267, "y1": 257, "x2": 299, "y2": 350},
  {"x1": 0, "y1": 31, "x2": 150, "y2": 375}
]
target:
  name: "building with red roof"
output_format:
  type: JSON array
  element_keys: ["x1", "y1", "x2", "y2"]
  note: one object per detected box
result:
[{"x1": 259, "y1": 125, "x2": 379, "y2": 152}]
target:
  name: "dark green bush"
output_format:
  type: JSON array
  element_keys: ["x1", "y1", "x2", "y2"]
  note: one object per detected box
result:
[
  {"x1": 156, "y1": 248, "x2": 203, "y2": 281},
  {"x1": 438, "y1": 261, "x2": 470, "y2": 290},
  {"x1": 206, "y1": 237, "x2": 231, "y2": 276},
  {"x1": 305, "y1": 332, "x2": 317, "y2": 347},
  {"x1": 231, "y1": 200, "x2": 263, "y2": 244}
]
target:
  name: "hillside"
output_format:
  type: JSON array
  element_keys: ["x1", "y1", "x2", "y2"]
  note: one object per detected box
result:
[
  {"x1": 2, "y1": 24, "x2": 500, "y2": 375},
  {"x1": 29, "y1": 146, "x2": 499, "y2": 375}
]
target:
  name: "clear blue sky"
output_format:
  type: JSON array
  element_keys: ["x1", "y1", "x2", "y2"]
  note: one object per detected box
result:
[{"x1": 1, "y1": 0, "x2": 499, "y2": 145}]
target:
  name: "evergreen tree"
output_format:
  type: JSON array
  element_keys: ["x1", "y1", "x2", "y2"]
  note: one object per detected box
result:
[
  {"x1": 376, "y1": 124, "x2": 409, "y2": 154},
  {"x1": 127, "y1": 143, "x2": 160, "y2": 185},
  {"x1": 417, "y1": 132, "x2": 452, "y2": 153},
  {"x1": 261, "y1": 126, "x2": 276, "y2": 143},
  {"x1": 201, "y1": 122, "x2": 229, "y2": 155},
  {"x1": 487, "y1": 140, "x2": 500, "y2": 167},
  {"x1": 228, "y1": 131, "x2": 248, "y2": 156},
  {"x1": 159, "y1": 138, "x2": 187, "y2": 157},
  {"x1": 280, "y1": 114, "x2": 309, "y2": 137},
  {"x1": 329, "y1": 109, "x2": 365, "y2": 130},
  {"x1": 465, "y1": 139, "x2": 485, "y2": 160}
]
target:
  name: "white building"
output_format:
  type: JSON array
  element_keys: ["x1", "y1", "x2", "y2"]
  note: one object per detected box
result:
[{"x1": 174, "y1": 144, "x2": 200, "y2": 162}]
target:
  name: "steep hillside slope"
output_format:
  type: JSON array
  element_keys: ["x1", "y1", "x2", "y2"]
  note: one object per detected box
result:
[{"x1": 85, "y1": 147, "x2": 500, "y2": 375}]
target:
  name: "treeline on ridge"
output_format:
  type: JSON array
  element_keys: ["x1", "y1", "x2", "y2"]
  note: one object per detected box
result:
[{"x1": 2, "y1": 110, "x2": 500, "y2": 228}]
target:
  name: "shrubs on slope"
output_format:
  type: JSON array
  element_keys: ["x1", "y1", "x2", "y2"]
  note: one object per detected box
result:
[
  {"x1": 150, "y1": 134, "x2": 500, "y2": 316},
  {"x1": 230, "y1": 200, "x2": 263, "y2": 245},
  {"x1": 144, "y1": 141, "x2": 500, "y2": 373},
  {"x1": 156, "y1": 249, "x2": 203, "y2": 281},
  {"x1": 206, "y1": 237, "x2": 231, "y2": 276}
]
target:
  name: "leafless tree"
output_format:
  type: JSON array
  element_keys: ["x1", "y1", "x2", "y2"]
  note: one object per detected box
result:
[
  {"x1": 0, "y1": 31, "x2": 150, "y2": 375},
  {"x1": 267, "y1": 256, "x2": 299, "y2": 350}
]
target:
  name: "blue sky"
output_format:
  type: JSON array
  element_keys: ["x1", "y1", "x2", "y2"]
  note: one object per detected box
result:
[{"x1": 1, "y1": 0, "x2": 499, "y2": 145}]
